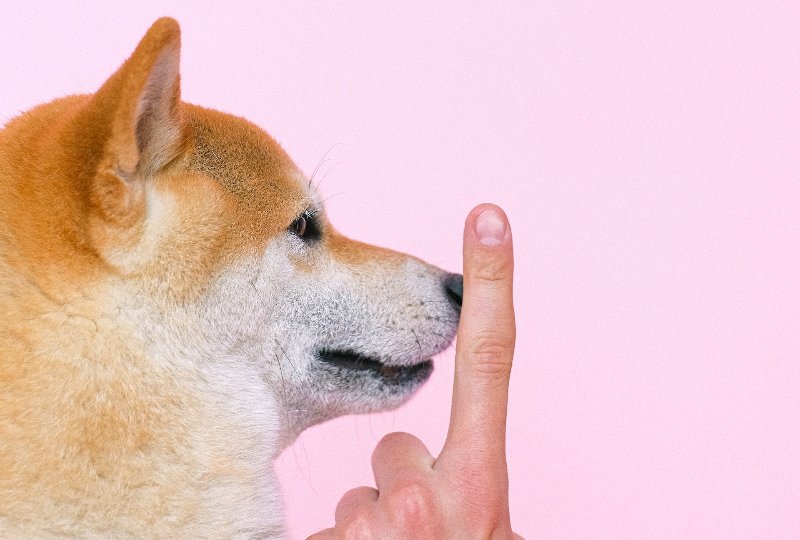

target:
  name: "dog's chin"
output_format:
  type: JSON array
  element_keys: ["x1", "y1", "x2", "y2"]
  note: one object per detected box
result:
[{"x1": 313, "y1": 349, "x2": 434, "y2": 412}]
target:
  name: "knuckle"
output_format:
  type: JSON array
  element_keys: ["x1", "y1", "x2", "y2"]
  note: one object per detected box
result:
[
  {"x1": 335, "y1": 487, "x2": 369, "y2": 519},
  {"x1": 470, "y1": 254, "x2": 512, "y2": 284},
  {"x1": 340, "y1": 508, "x2": 375, "y2": 539},
  {"x1": 384, "y1": 481, "x2": 437, "y2": 528},
  {"x1": 466, "y1": 330, "x2": 515, "y2": 377}
]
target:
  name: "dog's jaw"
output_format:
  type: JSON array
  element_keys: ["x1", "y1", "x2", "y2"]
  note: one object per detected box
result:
[{"x1": 190, "y1": 240, "x2": 459, "y2": 444}]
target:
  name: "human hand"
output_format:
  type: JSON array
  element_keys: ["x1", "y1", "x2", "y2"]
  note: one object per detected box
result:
[{"x1": 308, "y1": 204, "x2": 519, "y2": 539}]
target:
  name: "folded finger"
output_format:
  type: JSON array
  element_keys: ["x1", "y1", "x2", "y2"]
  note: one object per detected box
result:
[{"x1": 371, "y1": 432, "x2": 434, "y2": 493}]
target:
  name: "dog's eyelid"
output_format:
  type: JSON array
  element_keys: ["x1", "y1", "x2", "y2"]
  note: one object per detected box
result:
[
  {"x1": 299, "y1": 206, "x2": 321, "y2": 225},
  {"x1": 288, "y1": 205, "x2": 323, "y2": 242}
]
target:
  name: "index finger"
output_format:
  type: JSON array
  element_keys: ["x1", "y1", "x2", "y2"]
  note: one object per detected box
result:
[{"x1": 438, "y1": 204, "x2": 516, "y2": 474}]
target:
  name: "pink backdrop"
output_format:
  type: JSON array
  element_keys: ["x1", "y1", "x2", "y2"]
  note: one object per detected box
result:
[{"x1": 3, "y1": 2, "x2": 799, "y2": 538}]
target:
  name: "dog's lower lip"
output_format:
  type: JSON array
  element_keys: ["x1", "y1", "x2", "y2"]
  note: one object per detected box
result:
[{"x1": 317, "y1": 349, "x2": 431, "y2": 381}]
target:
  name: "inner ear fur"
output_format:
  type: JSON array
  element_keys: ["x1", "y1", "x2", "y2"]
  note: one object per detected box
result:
[{"x1": 81, "y1": 17, "x2": 189, "y2": 224}]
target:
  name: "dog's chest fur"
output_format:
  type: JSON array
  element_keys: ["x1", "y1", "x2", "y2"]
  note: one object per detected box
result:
[{"x1": 0, "y1": 281, "x2": 287, "y2": 537}]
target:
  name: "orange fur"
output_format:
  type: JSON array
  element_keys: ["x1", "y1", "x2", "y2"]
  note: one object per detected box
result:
[{"x1": 0, "y1": 18, "x2": 302, "y2": 535}]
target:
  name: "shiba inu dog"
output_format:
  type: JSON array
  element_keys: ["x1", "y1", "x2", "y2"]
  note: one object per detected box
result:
[{"x1": 0, "y1": 18, "x2": 462, "y2": 537}]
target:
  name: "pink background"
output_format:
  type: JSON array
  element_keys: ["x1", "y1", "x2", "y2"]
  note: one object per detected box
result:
[{"x1": 3, "y1": 2, "x2": 799, "y2": 538}]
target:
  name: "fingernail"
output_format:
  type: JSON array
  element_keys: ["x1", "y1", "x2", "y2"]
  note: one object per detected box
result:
[{"x1": 474, "y1": 207, "x2": 506, "y2": 246}]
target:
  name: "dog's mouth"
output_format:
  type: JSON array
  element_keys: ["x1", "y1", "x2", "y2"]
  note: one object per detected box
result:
[{"x1": 317, "y1": 349, "x2": 433, "y2": 384}]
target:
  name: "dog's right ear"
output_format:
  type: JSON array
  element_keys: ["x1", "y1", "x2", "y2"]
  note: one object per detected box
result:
[{"x1": 80, "y1": 17, "x2": 188, "y2": 224}]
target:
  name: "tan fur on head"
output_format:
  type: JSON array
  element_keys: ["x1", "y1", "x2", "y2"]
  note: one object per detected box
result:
[{"x1": 0, "y1": 17, "x2": 460, "y2": 538}]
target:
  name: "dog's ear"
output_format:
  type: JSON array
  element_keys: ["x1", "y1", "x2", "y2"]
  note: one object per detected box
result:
[
  {"x1": 82, "y1": 17, "x2": 187, "y2": 223},
  {"x1": 93, "y1": 17, "x2": 185, "y2": 176}
]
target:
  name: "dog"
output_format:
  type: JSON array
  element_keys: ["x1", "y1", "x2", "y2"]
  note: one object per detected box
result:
[{"x1": 0, "y1": 18, "x2": 462, "y2": 537}]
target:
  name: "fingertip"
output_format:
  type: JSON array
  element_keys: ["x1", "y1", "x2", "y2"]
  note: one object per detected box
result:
[
  {"x1": 466, "y1": 203, "x2": 511, "y2": 248},
  {"x1": 463, "y1": 204, "x2": 514, "y2": 284}
]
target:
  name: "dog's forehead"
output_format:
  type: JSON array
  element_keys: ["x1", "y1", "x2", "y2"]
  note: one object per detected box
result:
[{"x1": 184, "y1": 105, "x2": 308, "y2": 216}]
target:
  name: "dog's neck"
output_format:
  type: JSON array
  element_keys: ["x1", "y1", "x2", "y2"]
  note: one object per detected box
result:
[{"x1": 0, "y1": 275, "x2": 293, "y2": 537}]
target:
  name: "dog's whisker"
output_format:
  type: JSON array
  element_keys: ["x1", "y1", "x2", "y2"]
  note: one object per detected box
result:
[
  {"x1": 313, "y1": 161, "x2": 339, "y2": 192},
  {"x1": 274, "y1": 350, "x2": 291, "y2": 431},
  {"x1": 276, "y1": 340, "x2": 300, "y2": 376},
  {"x1": 307, "y1": 142, "x2": 342, "y2": 189},
  {"x1": 307, "y1": 158, "x2": 334, "y2": 189},
  {"x1": 411, "y1": 328, "x2": 423, "y2": 357},
  {"x1": 317, "y1": 192, "x2": 343, "y2": 207}
]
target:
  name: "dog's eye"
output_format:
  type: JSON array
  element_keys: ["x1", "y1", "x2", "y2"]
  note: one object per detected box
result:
[
  {"x1": 292, "y1": 216, "x2": 307, "y2": 238},
  {"x1": 289, "y1": 209, "x2": 321, "y2": 241}
]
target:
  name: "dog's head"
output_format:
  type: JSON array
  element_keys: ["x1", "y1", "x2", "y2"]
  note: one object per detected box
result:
[{"x1": 3, "y1": 18, "x2": 460, "y2": 440}]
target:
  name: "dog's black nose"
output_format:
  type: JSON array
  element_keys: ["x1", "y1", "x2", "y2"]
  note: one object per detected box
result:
[{"x1": 443, "y1": 273, "x2": 463, "y2": 310}]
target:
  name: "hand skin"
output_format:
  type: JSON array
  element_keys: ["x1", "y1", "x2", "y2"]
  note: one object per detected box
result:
[{"x1": 308, "y1": 204, "x2": 521, "y2": 539}]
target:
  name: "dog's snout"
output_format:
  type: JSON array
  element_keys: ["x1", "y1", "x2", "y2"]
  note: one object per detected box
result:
[{"x1": 443, "y1": 273, "x2": 463, "y2": 311}]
